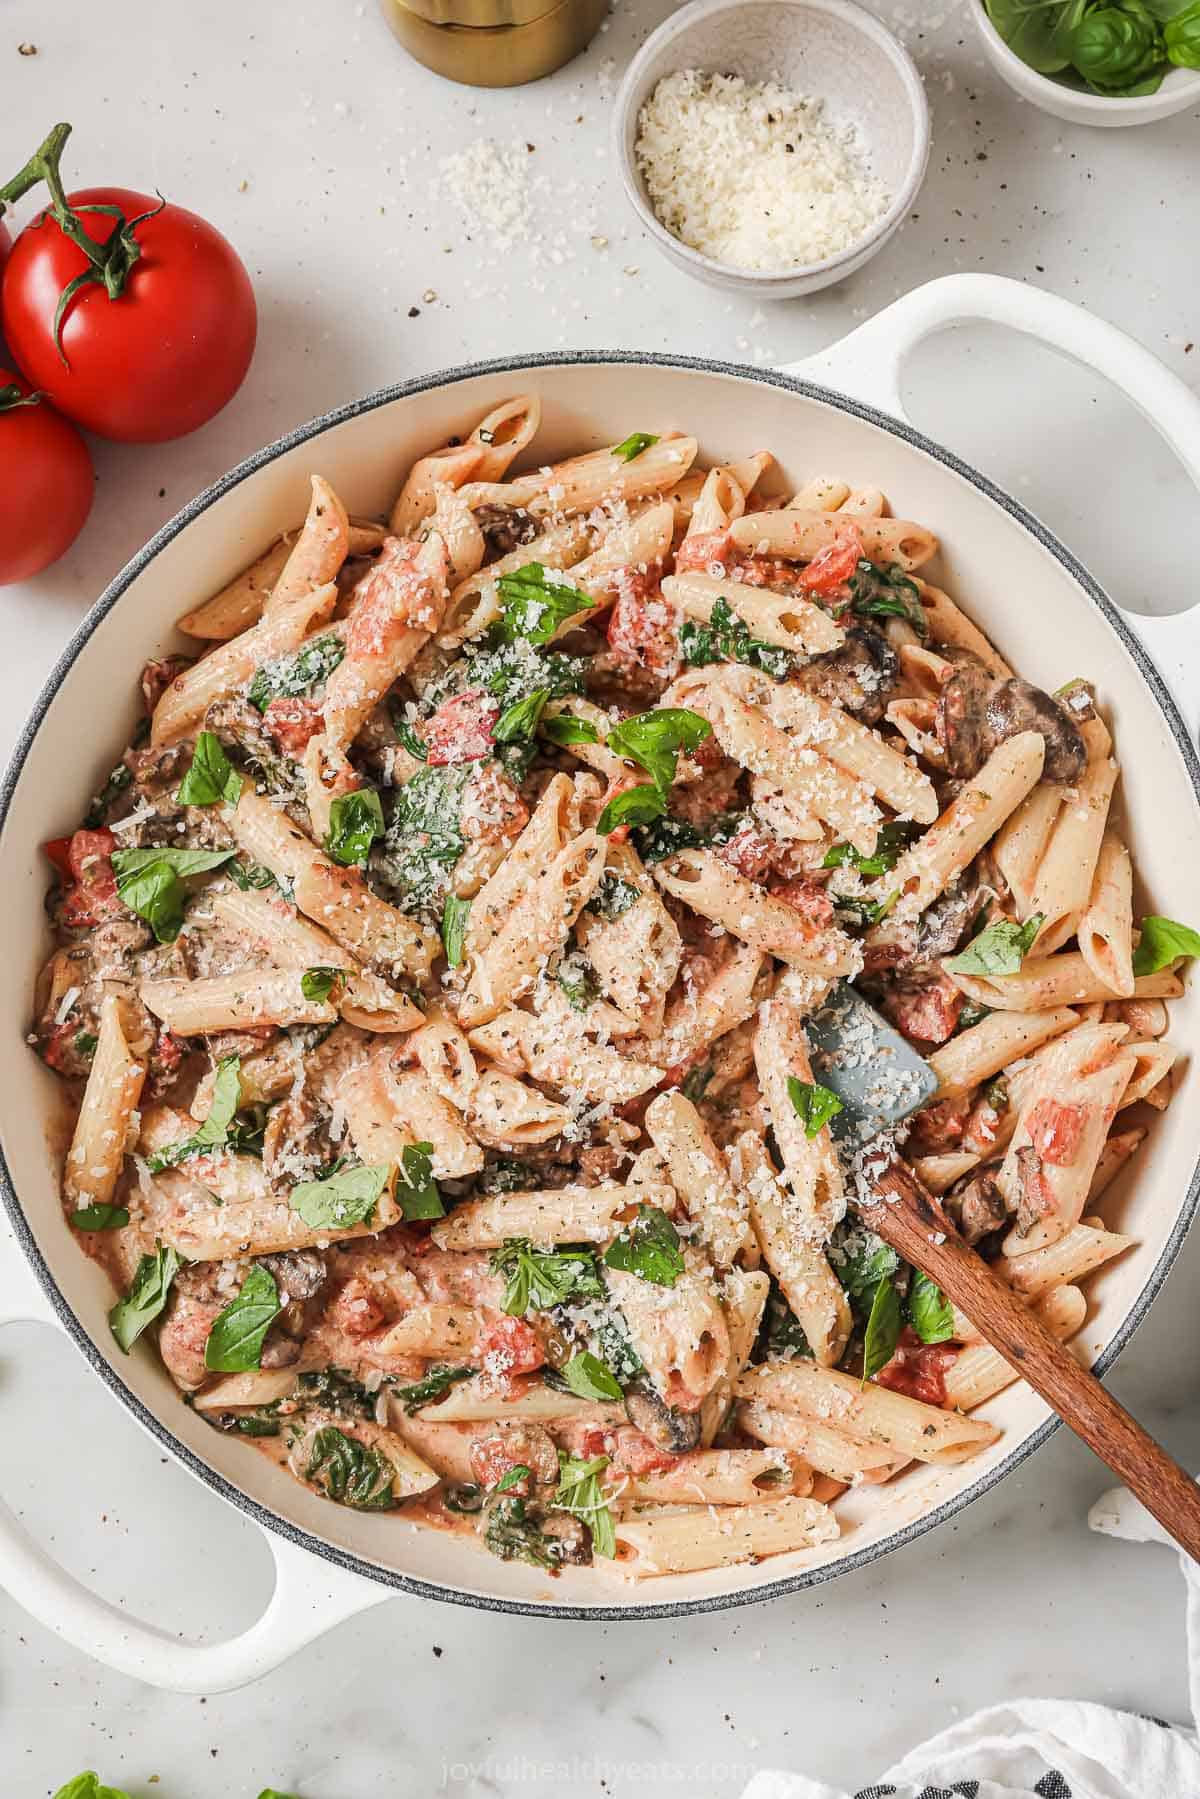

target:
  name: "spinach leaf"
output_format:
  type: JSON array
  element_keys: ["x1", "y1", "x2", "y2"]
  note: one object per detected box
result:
[
  {"x1": 557, "y1": 950, "x2": 599, "y2": 1012},
  {"x1": 494, "y1": 687, "x2": 549, "y2": 743},
  {"x1": 109, "y1": 1245, "x2": 184, "y2": 1353},
  {"x1": 679, "y1": 596, "x2": 793, "y2": 680},
  {"x1": 176, "y1": 730, "x2": 243, "y2": 807},
  {"x1": 1132, "y1": 914, "x2": 1200, "y2": 976},
  {"x1": 945, "y1": 913, "x2": 1044, "y2": 976},
  {"x1": 377, "y1": 764, "x2": 469, "y2": 911},
  {"x1": 396, "y1": 1140, "x2": 443, "y2": 1221},
  {"x1": 822, "y1": 820, "x2": 918, "y2": 878},
  {"x1": 908, "y1": 1269, "x2": 956, "y2": 1345},
  {"x1": 291, "y1": 1162, "x2": 392, "y2": 1230},
  {"x1": 553, "y1": 1450, "x2": 615, "y2": 1558},
  {"x1": 587, "y1": 872, "x2": 641, "y2": 920},
  {"x1": 228, "y1": 858, "x2": 284, "y2": 894},
  {"x1": 392, "y1": 709, "x2": 430, "y2": 761},
  {"x1": 597, "y1": 783, "x2": 667, "y2": 836},
  {"x1": 605, "y1": 706, "x2": 712, "y2": 796},
  {"x1": 862, "y1": 1276, "x2": 903, "y2": 1383},
  {"x1": 305, "y1": 1425, "x2": 396, "y2": 1509},
  {"x1": 560, "y1": 1350, "x2": 624, "y2": 1402},
  {"x1": 248, "y1": 633, "x2": 345, "y2": 711},
  {"x1": 490, "y1": 1239, "x2": 604, "y2": 1316},
  {"x1": 847, "y1": 560, "x2": 927, "y2": 637},
  {"x1": 110, "y1": 846, "x2": 236, "y2": 942},
  {"x1": 494, "y1": 1463, "x2": 533, "y2": 1494},
  {"x1": 70, "y1": 1203, "x2": 129, "y2": 1230},
  {"x1": 680, "y1": 1064, "x2": 712, "y2": 1103},
  {"x1": 441, "y1": 893, "x2": 471, "y2": 968},
  {"x1": 494, "y1": 563, "x2": 596, "y2": 645},
  {"x1": 612, "y1": 431, "x2": 660, "y2": 461},
  {"x1": 74, "y1": 1029, "x2": 99, "y2": 1061},
  {"x1": 324, "y1": 788, "x2": 384, "y2": 868},
  {"x1": 541, "y1": 712, "x2": 601, "y2": 748},
  {"x1": 787, "y1": 1076, "x2": 843, "y2": 1138},
  {"x1": 394, "y1": 1364, "x2": 473, "y2": 1414},
  {"x1": 297, "y1": 1367, "x2": 376, "y2": 1417},
  {"x1": 631, "y1": 809, "x2": 743, "y2": 866},
  {"x1": 146, "y1": 1055, "x2": 242, "y2": 1172},
  {"x1": 603, "y1": 1204, "x2": 684, "y2": 1288},
  {"x1": 761, "y1": 1284, "x2": 813, "y2": 1361},
  {"x1": 829, "y1": 1224, "x2": 900, "y2": 1303},
  {"x1": 484, "y1": 1494, "x2": 559, "y2": 1568},
  {"x1": 300, "y1": 966, "x2": 341, "y2": 1003},
  {"x1": 84, "y1": 759, "x2": 133, "y2": 828},
  {"x1": 205, "y1": 1265, "x2": 283, "y2": 1372},
  {"x1": 832, "y1": 890, "x2": 897, "y2": 930},
  {"x1": 464, "y1": 639, "x2": 585, "y2": 706}
]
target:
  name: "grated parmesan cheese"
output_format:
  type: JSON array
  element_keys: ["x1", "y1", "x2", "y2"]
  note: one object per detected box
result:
[{"x1": 634, "y1": 70, "x2": 891, "y2": 273}]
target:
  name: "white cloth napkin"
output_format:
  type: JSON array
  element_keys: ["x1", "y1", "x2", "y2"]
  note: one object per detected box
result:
[{"x1": 742, "y1": 1487, "x2": 1200, "y2": 1799}]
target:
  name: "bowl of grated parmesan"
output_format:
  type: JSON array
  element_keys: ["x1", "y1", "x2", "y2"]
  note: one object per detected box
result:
[{"x1": 614, "y1": 0, "x2": 930, "y2": 296}]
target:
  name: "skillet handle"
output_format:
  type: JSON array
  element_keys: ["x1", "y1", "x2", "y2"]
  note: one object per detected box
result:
[
  {"x1": 0, "y1": 1224, "x2": 389, "y2": 1693},
  {"x1": 785, "y1": 272, "x2": 1200, "y2": 726}
]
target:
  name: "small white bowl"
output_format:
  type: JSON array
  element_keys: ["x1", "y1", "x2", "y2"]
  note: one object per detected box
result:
[
  {"x1": 973, "y1": 1, "x2": 1200, "y2": 127},
  {"x1": 612, "y1": 0, "x2": 930, "y2": 298}
]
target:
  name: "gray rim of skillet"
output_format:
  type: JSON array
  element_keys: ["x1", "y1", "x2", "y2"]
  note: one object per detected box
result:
[{"x1": 2, "y1": 350, "x2": 1197, "y2": 1623}]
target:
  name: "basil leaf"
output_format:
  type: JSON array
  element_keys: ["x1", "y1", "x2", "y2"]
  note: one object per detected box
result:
[
  {"x1": 829, "y1": 1224, "x2": 900, "y2": 1303},
  {"x1": 375, "y1": 764, "x2": 469, "y2": 911},
  {"x1": 257, "y1": 1790, "x2": 302, "y2": 1799},
  {"x1": 605, "y1": 706, "x2": 712, "y2": 796},
  {"x1": 176, "y1": 730, "x2": 243, "y2": 808},
  {"x1": 586, "y1": 872, "x2": 640, "y2": 920},
  {"x1": 603, "y1": 1204, "x2": 684, "y2": 1288},
  {"x1": 862, "y1": 1276, "x2": 903, "y2": 1383},
  {"x1": 679, "y1": 596, "x2": 793, "y2": 681},
  {"x1": 110, "y1": 846, "x2": 236, "y2": 943},
  {"x1": 553, "y1": 1450, "x2": 615, "y2": 1558},
  {"x1": 787, "y1": 1076, "x2": 843, "y2": 1138},
  {"x1": 495, "y1": 563, "x2": 597, "y2": 645},
  {"x1": 394, "y1": 1364, "x2": 472, "y2": 1414},
  {"x1": 248, "y1": 632, "x2": 345, "y2": 711},
  {"x1": 397, "y1": 1140, "x2": 443, "y2": 1221},
  {"x1": 465, "y1": 639, "x2": 585, "y2": 705},
  {"x1": 109, "y1": 1245, "x2": 184, "y2": 1353},
  {"x1": 393, "y1": 711, "x2": 429, "y2": 761},
  {"x1": 301, "y1": 966, "x2": 340, "y2": 1003},
  {"x1": 823, "y1": 821, "x2": 918, "y2": 878},
  {"x1": 205, "y1": 1265, "x2": 282, "y2": 1372},
  {"x1": 484, "y1": 1493, "x2": 560, "y2": 1567},
  {"x1": 557, "y1": 950, "x2": 599, "y2": 1012},
  {"x1": 560, "y1": 1350, "x2": 623, "y2": 1401},
  {"x1": 494, "y1": 687, "x2": 549, "y2": 743},
  {"x1": 1132, "y1": 914, "x2": 1200, "y2": 976},
  {"x1": 612, "y1": 431, "x2": 659, "y2": 462},
  {"x1": 70, "y1": 1204, "x2": 130, "y2": 1230},
  {"x1": 540, "y1": 712, "x2": 601, "y2": 747},
  {"x1": 597, "y1": 783, "x2": 665, "y2": 835},
  {"x1": 228, "y1": 859, "x2": 282, "y2": 893},
  {"x1": 490, "y1": 1239, "x2": 604, "y2": 1315},
  {"x1": 324, "y1": 788, "x2": 384, "y2": 868},
  {"x1": 52, "y1": 1779, "x2": 134, "y2": 1799},
  {"x1": 146, "y1": 1055, "x2": 242, "y2": 1172},
  {"x1": 494, "y1": 1463, "x2": 533, "y2": 1494},
  {"x1": 908, "y1": 1269, "x2": 956, "y2": 1346},
  {"x1": 847, "y1": 561, "x2": 927, "y2": 637},
  {"x1": 945, "y1": 913, "x2": 1045, "y2": 977},
  {"x1": 291, "y1": 1162, "x2": 392, "y2": 1230},
  {"x1": 441, "y1": 893, "x2": 471, "y2": 968},
  {"x1": 305, "y1": 1425, "x2": 396, "y2": 1509}
]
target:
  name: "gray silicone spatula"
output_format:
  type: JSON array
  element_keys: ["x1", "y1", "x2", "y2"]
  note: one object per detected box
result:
[{"x1": 803, "y1": 980, "x2": 939, "y2": 1149}]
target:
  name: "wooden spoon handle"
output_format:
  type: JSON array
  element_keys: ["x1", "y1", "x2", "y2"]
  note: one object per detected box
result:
[{"x1": 859, "y1": 1167, "x2": 1200, "y2": 1562}]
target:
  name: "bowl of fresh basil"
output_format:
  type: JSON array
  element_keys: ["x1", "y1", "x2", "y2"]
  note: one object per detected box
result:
[{"x1": 975, "y1": 0, "x2": 1200, "y2": 124}]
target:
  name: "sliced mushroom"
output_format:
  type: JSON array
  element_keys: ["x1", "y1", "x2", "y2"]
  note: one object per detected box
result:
[
  {"x1": 945, "y1": 1171, "x2": 1008, "y2": 1248},
  {"x1": 937, "y1": 671, "x2": 1086, "y2": 785},
  {"x1": 472, "y1": 502, "x2": 540, "y2": 558},
  {"x1": 791, "y1": 625, "x2": 899, "y2": 725},
  {"x1": 624, "y1": 1382, "x2": 702, "y2": 1453}
]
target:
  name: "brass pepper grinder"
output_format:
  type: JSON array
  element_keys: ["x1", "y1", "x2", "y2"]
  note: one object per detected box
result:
[{"x1": 379, "y1": 0, "x2": 609, "y2": 87}]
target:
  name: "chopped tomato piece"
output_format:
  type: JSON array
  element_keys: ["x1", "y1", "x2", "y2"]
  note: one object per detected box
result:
[
  {"x1": 607, "y1": 1426, "x2": 677, "y2": 1475},
  {"x1": 263, "y1": 694, "x2": 323, "y2": 755},
  {"x1": 469, "y1": 1438, "x2": 533, "y2": 1495},
  {"x1": 797, "y1": 522, "x2": 864, "y2": 596},
  {"x1": 716, "y1": 822, "x2": 775, "y2": 882},
  {"x1": 57, "y1": 827, "x2": 125, "y2": 927},
  {"x1": 327, "y1": 1278, "x2": 388, "y2": 1339},
  {"x1": 907, "y1": 1095, "x2": 972, "y2": 1155},
  {"x1": 884, "y1": 975, "x2": 963, "y2": 1047},
  {"x1": 875, "y1": 1327, "x2": 959, "y2": 1407},
  {"x1": 479, "y1": 1315, "x2": 545, "y2": 1385},
  {"x1": 42, "y1": 836, "x2": 74, "y2": 881},
  {"x1": 151, "y1": 1028, "x2": 185, "y2": 1086},
  {"x1": 674, "y1": 529, "x2": 733, "y2": 574},
  {"x1": 1027, "y1": 1099, "x2": 1086, "y2": 1167},
  {"x1": 606, "y1": 574, "x2": 680, "y2": 681},
  {"x1": 42, "y1": 1018, "x2": 91, "y2": 1076},
  {"x1": 768, "y1": 877, "x2": 835, "y2": 931},
  {"x1": 423, "y1": 690, "x2": 498, "y2": 766},
  {"x1": 348, "y1": 536, "x2": 444, "y2": 654}
]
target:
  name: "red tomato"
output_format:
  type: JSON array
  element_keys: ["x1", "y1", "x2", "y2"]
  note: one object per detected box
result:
[
  {"x1": 884, "y1": 975, "x2": 963, "y2": 1047},
  {"x1": 798, "y1": 523, "x2": 864, "y2": 595},
  {"x1": 2, "y1": 172, "x2": 255, "y2": 441},
  {"x1": 875, "y1": 1327, "x2": 959, "y2": 1407},
  {"x1": 263, "y1": 695, "x2": 323, "y2": 755},
  {"x1": 768, "y1": 877, "x2": 835, "y2": 931},
  {"x1": 423, "y1": 690, "x2": 498, "y2": 765},
  {"x1": 1027, "y1": 1099, "x2": 1086, "y2": 1166},
  {"x1": 605, "y1": 572, "x2": 680, "y2": 681},
  {"x1": 56, "y1": 826, "x2": 125, "y2": 927},
  {"x1": 0, "y1": 369, "x2": 92, "y2": 584},
  {"x1": 716, "y1": 822, "x2": 775, "y2": 882}
]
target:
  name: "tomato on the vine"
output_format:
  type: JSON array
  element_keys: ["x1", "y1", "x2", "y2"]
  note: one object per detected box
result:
[
  {"x1": 0, "y1": 124, "x2": 255, "y2": 444},
  {"x1": 0, "y1": 368, "x2": 92, "y2": 585}
]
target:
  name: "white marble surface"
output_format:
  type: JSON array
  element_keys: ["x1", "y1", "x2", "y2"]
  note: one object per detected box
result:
[{"x1": 2, "y1": 1, "x2": 1199, "y2": 1794}]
